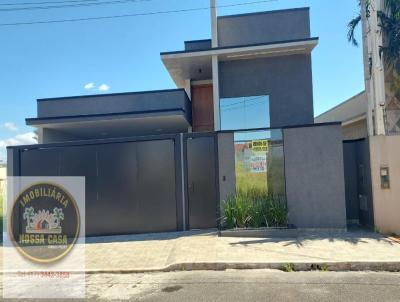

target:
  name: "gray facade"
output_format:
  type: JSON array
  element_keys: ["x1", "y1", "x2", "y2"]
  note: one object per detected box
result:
[
  {"x1": 184, "y1": 39, "x2": 212, "y2": 51},
  {"x1": 27, "y1": 89, "x2": 192, "y2": 142},
  {"x1": 217, "y1": 8, "x2": 311, "y2": 47},
  {"x1": 219, "y1": 54, "x2": 314, "y2": 127},
  {"x1": 42, "y1": 128, "x2": 85, "y2": 143},
  {"x1": 34, "y1": 89, "x2": 191, "y2": 120},
  {"x1": 217, "y1": 132, "x2": 236, "y2": 206},
  {"x1": 283, "y1": 124, "x2": 347, "y2": 229}
]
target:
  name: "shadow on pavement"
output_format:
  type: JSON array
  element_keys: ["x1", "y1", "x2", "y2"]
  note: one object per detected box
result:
[
  {"x1": 84, "y1": 229, "x2": 218, "y2": 244},
  {"x1": 228, "y1": 229, "x2": 394, "y2": 248}
]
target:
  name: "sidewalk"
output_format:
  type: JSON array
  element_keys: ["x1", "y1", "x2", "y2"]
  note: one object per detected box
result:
[
  {"x1": 2, "y1": 229, "x2": 400, "y2": 273},
  {"x1": 82, "y1": 229, "x2": 400, "y2": 273}
]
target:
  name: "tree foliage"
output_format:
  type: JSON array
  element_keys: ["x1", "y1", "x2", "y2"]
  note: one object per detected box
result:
[{"x1": 348, "y1": 0, "x2": 400, "y2": 73}]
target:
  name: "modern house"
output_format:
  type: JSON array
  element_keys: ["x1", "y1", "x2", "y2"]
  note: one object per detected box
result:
[{"x1": 8, "y1": 6, "x2": 348, "y2": 236}]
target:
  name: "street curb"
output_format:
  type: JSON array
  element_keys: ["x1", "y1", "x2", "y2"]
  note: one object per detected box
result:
[
  {"x1": 84, "y1": 261, "x2": 400, "y2": 274},
  {"x1": 2, "y1": 261, "x2": 400, "y2": 274}
]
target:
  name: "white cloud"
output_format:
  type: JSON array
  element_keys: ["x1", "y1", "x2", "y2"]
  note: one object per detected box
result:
[
  {"x1": 0, "y1": 132, "x2": 37, "y2": 163},
  {"x1": 98, "y1": 84, "x2": 110, "y2": 91},
  {"x1": 3, "y1": 122, "x2": 18, "y2": 131},
  {"x1": 0, "y1": 132, "x2": 37, "y2": 148},
  {"x1": 84, "y1": 82, "x2": 95, "y2": 90}
]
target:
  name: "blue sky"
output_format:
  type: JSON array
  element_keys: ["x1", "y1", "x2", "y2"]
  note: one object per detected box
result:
[{"x1": 0, "y1": 0, "x2": 364, "y2": 162}]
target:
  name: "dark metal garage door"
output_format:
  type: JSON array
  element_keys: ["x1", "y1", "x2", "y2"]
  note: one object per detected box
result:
[{"x1": 19, "y1": 137, "x2": 179, "y2": 236}]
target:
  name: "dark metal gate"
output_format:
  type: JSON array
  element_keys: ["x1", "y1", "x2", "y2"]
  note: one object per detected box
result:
[
  {"x1": 12, "y1": 135, "x2": 181, "y2": 236},
  {"x1": 343, "y1": 139, "x2": 374, "y2": 228},
  {"x1": 184, "y1": 133, "x2": 219, "y2": 229}
]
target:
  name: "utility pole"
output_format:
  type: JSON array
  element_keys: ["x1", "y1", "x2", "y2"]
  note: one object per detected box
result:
[
  {"x1": 362, "y1": 0, "x2": 386, "y2": 136},
  {"x1": 210, "y1": 0, "x2": 218, "y2": 47},
  {"x1": 210, "y1": 0, "x2": 220, "y2": 130}
]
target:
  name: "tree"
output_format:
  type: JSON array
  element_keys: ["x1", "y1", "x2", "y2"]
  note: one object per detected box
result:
[
  {"x1": 378, "y1": 0, "x2": 400, "y2": 72},
  {"x1": 23, "y1": 207, "x2": 35, "y2": 226},
  {"x1": 53, "y1": 208, "x2": 64, "y2": 227},
  {"x1": 348, "y1": 0, "x2": 400, "y2": 73}
]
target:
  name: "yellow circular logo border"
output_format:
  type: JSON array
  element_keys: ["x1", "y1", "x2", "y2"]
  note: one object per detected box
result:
[{"x1": 8, "y1": 181, "x2": 81, "y2": 264}]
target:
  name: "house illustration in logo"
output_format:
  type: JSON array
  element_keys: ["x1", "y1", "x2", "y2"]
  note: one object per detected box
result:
[{"x1": 23, "y1": 207, "x2": 64, "y2": 234}]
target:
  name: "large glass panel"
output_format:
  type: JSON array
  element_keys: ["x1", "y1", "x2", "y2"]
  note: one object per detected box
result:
[
  {"x1": 233, "y1": 129, "x2": 285, "y2": 198},
  {"x1": 220, "y1": 95, "x2": 270, "y2": 130}
]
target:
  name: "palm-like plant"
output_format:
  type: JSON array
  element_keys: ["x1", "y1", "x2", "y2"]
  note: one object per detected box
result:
[
  {"x1": 23, "y1": 207, "x2": 35, "y2": 226},
  {"x1": 52, "y1": 208, "x2": 64, "y2": 226},
  {"x1": 378, "y1": 1, "x2": 400, "y2": 72},
  {"x1": 348, "y1": 0, "x2": 400, "y2": 73},
  {"x1": 348, "y1": 0, "x2": 370, "y2": 47}
]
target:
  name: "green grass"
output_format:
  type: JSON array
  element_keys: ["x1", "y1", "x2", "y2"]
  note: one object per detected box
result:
[
  {"x1": 283, "y1": 263, "x2": 295, "y2": 272},
  {"x1": 222, "y1": 187, "x2": 288, "y2": 229},
  {"x1": 235, "y1": 160, "x2": 267, "y2": 192}
]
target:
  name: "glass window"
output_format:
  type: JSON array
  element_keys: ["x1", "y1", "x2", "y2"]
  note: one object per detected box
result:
[
  {"x1": 233, "y1": 129, "x2": 285, "y2": 197},
  {"x1": 220, "y1": 95, "x2": 284, "y2": 198},
  {"x1": 220, "y1": 95, "x2": 270, "y2": 131}
]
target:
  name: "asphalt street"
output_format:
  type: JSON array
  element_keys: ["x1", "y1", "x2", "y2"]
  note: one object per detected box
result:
[
  {"x1": 85, "y1": 269, "x2": 400, "y2": 301},
  {"x1": 3, "y1": 269, "x2": 400, "y2": 301}
]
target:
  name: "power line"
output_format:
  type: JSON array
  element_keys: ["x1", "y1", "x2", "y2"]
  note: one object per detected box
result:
[
  {"x1": 220, "y1": 96, "x2": 265, "y2": 108},
  {"x1": 0, "y1": 0, "x2": 277, "y2": 27},
  {"x1": 221, "y1": 100, "x2": 267, "y2": 112},
  {"x1": 0, "y1": 0, "x2": 100, "y2": 6},
  {"x1": 0, "y1": 0, "x2": 151, "y2": 11}
]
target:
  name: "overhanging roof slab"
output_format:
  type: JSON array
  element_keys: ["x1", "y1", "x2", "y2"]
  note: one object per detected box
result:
[{"x1": 161, "y1": 38, "x2": 319, "y2": 87}]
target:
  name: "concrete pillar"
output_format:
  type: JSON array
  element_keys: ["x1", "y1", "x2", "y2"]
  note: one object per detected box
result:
[
  {"x1": 37, "y1": 128, "x2": 44, "y2": 144},
  {"x1": 217, "y1": 132, "x2": 236, "y2": 207},
  {"x1": 212, "y1": 55, "x2": 220, "y2": 131},
  {"x1": 362, "y1": 0, "x2": 386, "y2": 135},
  {"x1": 185, "y1": 79, "x2": 191, "y2": 100},
  {"x1": 210, "y1": 0, "x2": 220, "y2": 130},
  {"x1": 210, "y1": 0, "x2": 218, "y2": 48}
]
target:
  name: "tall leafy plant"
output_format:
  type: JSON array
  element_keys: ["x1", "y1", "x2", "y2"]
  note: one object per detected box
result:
[
  {"x1": 222, "y1": 188, "x2": 288, "y2": 229},
  {"x1": 348, "y1": 0, "x2": 400, "y2": 73}
]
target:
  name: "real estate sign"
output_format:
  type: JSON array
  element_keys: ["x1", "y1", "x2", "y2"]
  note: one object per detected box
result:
[{"x1": 249, "y1": 139, "x2": 268, "y2": 173}]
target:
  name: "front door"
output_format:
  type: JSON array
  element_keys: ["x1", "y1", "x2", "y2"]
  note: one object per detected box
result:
[{"x1": 191, "y1": 84, "x2": 214, "y2": 132}]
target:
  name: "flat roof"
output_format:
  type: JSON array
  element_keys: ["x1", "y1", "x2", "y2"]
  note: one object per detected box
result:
[
  {"x1": 161, "y1": 37, "x2": 318, "y2": 56},
  {"x1": 184, "y1": 39, "x2": 211, "y2": 44},
  {"x1": 161, "y1": 37, "x2": 319, "y2": 87},
  {"x1": 37, "y1": 88, "x2": 186, "y2": 102},
  {"x1": 217, "y1": 7, "x2": 309, "y2": 20}
]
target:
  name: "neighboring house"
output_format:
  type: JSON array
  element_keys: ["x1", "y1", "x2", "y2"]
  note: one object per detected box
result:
[
  {"x1": 315, "y1": 91, "x2": 368, "y2": 141},
  {"x1": 8, "y1": 6, "x2": 348, "y2": 236},
  {"x1": 316, "y1": 0, "x2": 400, "y2": 235}
]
